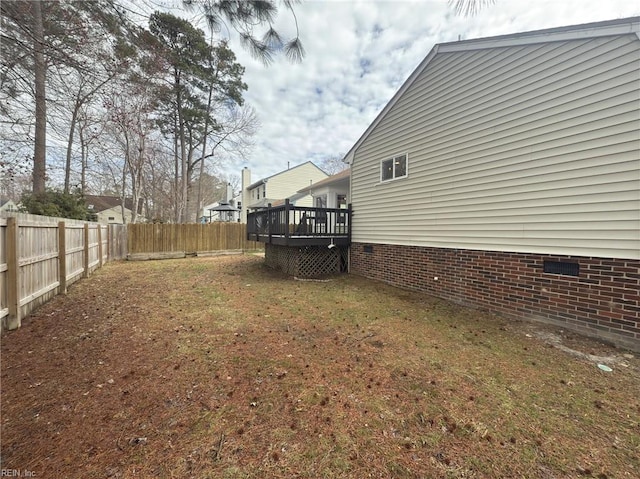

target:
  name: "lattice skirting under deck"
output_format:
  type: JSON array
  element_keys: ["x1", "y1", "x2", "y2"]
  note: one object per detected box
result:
[{"x1": 265, "y1": 244, "x2": 348, "y2": 278}]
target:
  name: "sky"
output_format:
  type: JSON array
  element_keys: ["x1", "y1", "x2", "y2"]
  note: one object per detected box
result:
[{"x1": 162, "y1": 0, "x2": 640, "y2": 182}]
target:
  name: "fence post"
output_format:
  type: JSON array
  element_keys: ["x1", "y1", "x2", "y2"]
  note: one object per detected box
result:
[
  {"x1": 97, "y1": 224, "x2": 103, "y2": 267},
  {"x1": 83, "y1": 223, "x2": 90, "y2": 278},
  {"x1": 6, "y1": 217, "x2": 20, "y2": 330},
  {"x1": 106, "y1": 224, "x2": 112, "y2": 261},
  {"x1": 58, "y1": 221, "x2": 67, "y2": 294}
]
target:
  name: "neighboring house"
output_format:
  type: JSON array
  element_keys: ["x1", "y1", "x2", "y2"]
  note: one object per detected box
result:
[
  {"x1": 269, "y1": 191, "x2": 312, "y2": 208},
  {"x1": 0, "y1": 199, "x2": 18, "y2": 212},
  {"x1": 345, "y1": 18, "x2": 640, "y2": 350},
  {"x1": 269, "y1": 168, "x2": 350, "y2": 208},
  {"x1": 246, "y1": 168, "x2": 352, "y2": 278},
  {"x1": 240, "y1": 162, "x2": 328, "y2": 222},
  {"x1": 85, "y1": 195, "x2": 145, "y2": 224},
  {"x1": 200, "y1": 183, "x2": 240, "y2": 223},
  {"x1": 295, "y1": 168, "x2": 350, "y2": 209},
  {"x1": 200, "y1": 200, "x2": 240, "y2": 223}
]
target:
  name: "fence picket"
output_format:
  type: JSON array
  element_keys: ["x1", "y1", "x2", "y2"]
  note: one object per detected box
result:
[{"x1": 127, "y1": 223, "x2": 262, "y2": 255}]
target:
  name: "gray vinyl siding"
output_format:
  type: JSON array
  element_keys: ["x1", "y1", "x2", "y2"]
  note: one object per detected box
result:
[{"x1": 351, "y1": 34, "x2": 640, "y2": 259}]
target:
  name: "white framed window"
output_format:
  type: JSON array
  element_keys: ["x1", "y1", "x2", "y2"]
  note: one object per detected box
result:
[{"x1": 380, "y1": 153, "x2": 408, "y2": 182}]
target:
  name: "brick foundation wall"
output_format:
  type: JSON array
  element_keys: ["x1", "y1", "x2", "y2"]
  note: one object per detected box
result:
[{"x1": 350, "y1": 243, "x2": 640, "y2": 352}]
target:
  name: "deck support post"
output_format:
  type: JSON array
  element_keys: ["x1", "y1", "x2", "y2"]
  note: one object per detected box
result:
[
  {"x1": 284, "y1": 199, "x2": 290, "y2": 246},
  {"x1": 347, "y1": 203, "x2": 352, "y2": 243},
  {"x1": 267, "y1": 203, "x2": 272, "y2": 244}
]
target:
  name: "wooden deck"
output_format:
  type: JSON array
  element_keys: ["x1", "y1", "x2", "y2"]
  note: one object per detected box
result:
[{"x1": 247, "y1": 201, "x2": 351, "y2": 247}]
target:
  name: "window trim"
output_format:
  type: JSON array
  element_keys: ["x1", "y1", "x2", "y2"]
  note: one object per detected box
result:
[{"x1": 379, "y1": 153, "x2": 408, "y2": 183}]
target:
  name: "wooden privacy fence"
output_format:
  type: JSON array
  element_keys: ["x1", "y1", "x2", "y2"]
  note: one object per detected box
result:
[
  {"x1": 0, "y1": 213, "x2": 127, "y2": 332},
  {"x1": 127, "y1": 222, "x2": 262, "y2": 259},
  {"x1": 0, "y1": 217, "x2": 259, "y2": 331}
]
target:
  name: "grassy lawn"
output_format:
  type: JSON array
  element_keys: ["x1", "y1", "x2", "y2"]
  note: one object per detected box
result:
[{"x1": 1, "y1": 254, "x2": 638, "y2": 478}]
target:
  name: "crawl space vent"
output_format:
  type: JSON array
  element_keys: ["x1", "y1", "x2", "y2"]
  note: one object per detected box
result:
[{"x1": 543, "y1": 260, "x2": 579, "y2": 277}]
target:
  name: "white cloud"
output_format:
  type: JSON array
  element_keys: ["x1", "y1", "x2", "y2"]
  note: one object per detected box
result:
[{"x1": 208, "y1": 0, "x2": 639, "y2": 180}]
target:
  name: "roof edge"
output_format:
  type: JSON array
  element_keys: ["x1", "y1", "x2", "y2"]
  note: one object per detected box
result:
[
  {"x1": 247, "y1": 161, "x2": 327, "y2": 190},
  {"x1": 297, "y1": 168, "x2": 351, "y2": 193},
  {"x1": 344, "y1": 44, "x2": 440, "y2": 164},
  {"x1": 439, "y1": 16, "x2": 640, "y2": 53},
  {"x1": 343, "y1": 16, "x2": 640, "y2": 165}
]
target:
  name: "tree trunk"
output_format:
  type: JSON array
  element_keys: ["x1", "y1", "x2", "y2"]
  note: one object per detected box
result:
[
  {"x1": 64, "y1": 97, "x2": 80, "y2": 193},
  {"x1": 173, "y1": 118, "x2": 180, "y2": 224},
  {"x1": 129, "y1": 130, "x2": 144, "y2": 224},
  {"x1": 121, "y1": 130, "x2": 130, "y2": 224},
  {"x1": 195, "y1": 75, "x2": 215, "y2": 223},
  {"x1": 186, "y1": 144, "x2": 197, "y2": 222},
  {"x1": 32, "y1": 0, "x2": 47, "y2": 194},
  {"x1": 79, "y1": 123, "x2": 87, "y2": 194},
  {"x1": 178, "y1": 108, "x2": 187, "y2": 223},
  {"x1": 65, "y1": 76, "x2": 112, "y2": 193},
  {"x1": 173, "y1": 67, "x2": 189, "y2": 223},
  {"x1": 120, "y1": 164, "x2": 127, "y2": 224}
]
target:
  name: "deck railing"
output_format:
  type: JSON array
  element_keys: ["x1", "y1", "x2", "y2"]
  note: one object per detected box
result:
[{"x1": 247, "y1": 200, "x2": 351, "y2": 246}]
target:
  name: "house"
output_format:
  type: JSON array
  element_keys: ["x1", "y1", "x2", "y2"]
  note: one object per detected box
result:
[
  {"x1": 344, "y1": 18, "x2": 640, "y2": 351},
  {"x1": 84, "y1": 195, "x2": 145, "y2": 224},
  {"x1": 200, "y1": 200, "x2": 240, "y2": 223},
  {"x1": 295, "y1": 168, "x2": 350, "y2": 210},
  {"x1": 245, "y1": 168, "x2": 352, "y2": 278},
  {"x1": 0, "y1": 199, "x2": 18, "y2": 212},
  {"x1": 200, "y1": 183, "x2": 240, "y2": 223},
  {"x1": 240, "y1": 162, "x2": 328, "y2": 223}
]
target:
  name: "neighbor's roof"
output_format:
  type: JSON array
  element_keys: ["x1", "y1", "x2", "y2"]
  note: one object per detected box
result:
[
  {"x1": 344, "y1": 16, "x2": 640, "y2": 164},
  {"x1": 297, "y1": 168, "x2": 350, "y2": 194},
  {"x1": 247, "y1": 198, "x2": 274, "y2": 209},
  {"x1": 247, "y1": 161, "x2": 327, "y2": 190},
  {"x1": 84, "y1": 195, "x2": 143, "y2": 214}
]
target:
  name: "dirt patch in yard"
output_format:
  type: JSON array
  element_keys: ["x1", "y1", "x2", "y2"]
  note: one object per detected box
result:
[{"x1": 1, "y1": 255, "x2": 639, "y2": 478}]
